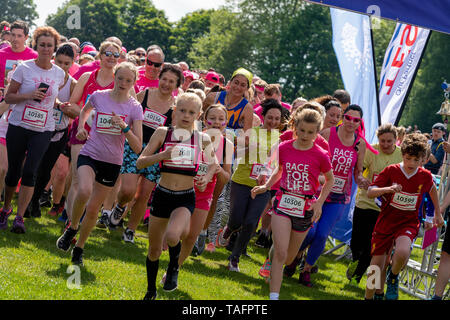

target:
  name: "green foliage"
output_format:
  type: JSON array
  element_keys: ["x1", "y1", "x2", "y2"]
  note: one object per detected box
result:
[
  {"x1": 45, "y1": 0, "x2": 172, "y2": 51},
  {"x1": 170, "y1": 9, "x2": 215, "y2": 64},
  {"x1": 1, "y1": 0, "x2": 38, "y2": 27}
]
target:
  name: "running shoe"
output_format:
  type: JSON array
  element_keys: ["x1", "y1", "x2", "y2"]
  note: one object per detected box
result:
[
  {"x1": 385, "y1": 271, "x2": 399, "y2": 300},
  {"x1": 228, "y1": 257, "x2": 240, "y2": 272},
  {"x1": 58, "y1": 209, "x2": 68, "y2": 223},
  {"x1": 71, "y1": 246, "x2": 84, "y2": 266},
  {"x1": 56, "y1": 224, "x2": 78, "y2": 252},
  {"x1": 255, "y1": 232, "x2": 268, "y2": 248},
  {"x1": 298, "y1": 271, "x2": 313, "y2": 287},
  {"x1": 163, "y1": 268, "x2": 179, "y2": 292},
  {"x1": 11, "y1": 216, "x2": 26, "y2": 234},
  {"x1": 259, "y1": 258, "x2": 271, "y2": 278},
  {"x1": 205, "y1": 242, "x2": 216, "y2": 253},
  {"x1": 216, "y1": 226, "x2": 231, "y2": 248},
  {"x1": 49, "y1": 202, "x2": 64, "y2": 217},
  {"x1": 346, "y1": 260, "x2": 359, "y2": 281},
  {"x1": 143, "y1": 290, "x2": 157, "y2": 300},
  {"x1": 283, "y1": 261, "x2": 297, "y2": 278},
  {"x1": 196, "y1": 233, "x2": 207, "y2": 255},
  {"x1": 122, "y1": 228, "x2": 135, "y2": 244},
  {"x1": 0, "y1": 207, "x2": 13, "y2": 230},
  {"x1": 298, "y1": 259, "x2": 319, "y2": 274},
  {"x1": 109, "y1": 204, "x2": 126, "y2": 227},
  {"x1": 39, "y1": 189, "x2": 52, "y2": 208},
  {"x1": 374, "y1": 293, "x2": 385, "y2": 300},
  {"x1": 96, "y1": 210, "x2": 110, "y2": 229}
]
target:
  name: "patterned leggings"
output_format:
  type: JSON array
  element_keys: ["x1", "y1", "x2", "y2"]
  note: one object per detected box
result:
[{"x1": 207, "y1": 181, "x2": 231, "y2": 244}]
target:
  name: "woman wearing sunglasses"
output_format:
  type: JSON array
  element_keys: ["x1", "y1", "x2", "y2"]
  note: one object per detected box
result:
[
  {"x1": 63, "y1": 41, "x2": 123, "y2": 223},
  {"x1": 135, "y1": 45, "x2": 164, "y2": 93},
  {"x1": 296, "y1": 104, "x2": 367, "y2": 287}
]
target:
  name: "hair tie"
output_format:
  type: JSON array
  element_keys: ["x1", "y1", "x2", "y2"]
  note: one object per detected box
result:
[{"x1": 3, "y1": 26, "x2": 10, "y2": 32}]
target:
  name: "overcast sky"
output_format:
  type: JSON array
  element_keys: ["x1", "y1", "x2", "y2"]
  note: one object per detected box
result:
[{"x1": 33, "y1": 0, "x2": 227, "y2": 26}]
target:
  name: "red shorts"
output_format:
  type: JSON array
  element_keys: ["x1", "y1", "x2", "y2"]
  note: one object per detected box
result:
[
  {"x1": 194, "y1": 177, "x2": 217, "y2": 211},
  {"x1": 370, "y1": 225, "x2": 418, "y2": 256},
  {"x1": 0, "y1": 137, "x2": 5, "y2": 146}
]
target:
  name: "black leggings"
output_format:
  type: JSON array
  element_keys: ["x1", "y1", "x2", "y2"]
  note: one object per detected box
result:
[
  {"x1": 228, "y1": 181, "x2": 271, "y2": 260},
  {"x1": 5, "y1": 124, "x2": 53, "y2": 187},
  {"x1": 31, "y1": 129, "x2": 69, "y2": 206},
  {"x1": 350, "y1": 206, "x2": 380, "y2": 279}
]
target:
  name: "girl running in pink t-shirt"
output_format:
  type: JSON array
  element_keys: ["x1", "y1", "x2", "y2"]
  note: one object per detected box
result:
[{"x1": 251, "y1": 108, "x2": 334, "y2": 300}]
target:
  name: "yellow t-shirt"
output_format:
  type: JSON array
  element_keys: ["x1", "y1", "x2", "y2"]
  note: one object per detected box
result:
[
  {"x1": 355, "y1": 144, "x2": 403, "y2": 211},
  {"x1": 232, "y1": 126, "x2": 279, "y2": 188}
]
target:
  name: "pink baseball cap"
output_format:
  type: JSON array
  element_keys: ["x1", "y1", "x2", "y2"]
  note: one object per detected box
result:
[
  {"x1": 183, "y1": 70, "x2": 194, "y2": 79},
  {"x1": 205, "y1": 71, "x2": 220, "y2": 84},
  {"x1": 122, "y1": 46, "x2": 127, "y2": 53},
  {"x1": 81, "y1": 45, "x2": 97, "y2": 55}
]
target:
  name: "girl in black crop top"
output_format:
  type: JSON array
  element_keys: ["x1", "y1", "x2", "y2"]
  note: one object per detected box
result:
[
  {"x1": 106, "y1": 71, "x2": 177, "y2": 238},
  {"x1": 136, "y1": 92, "x2": 217, "y2": 300}
]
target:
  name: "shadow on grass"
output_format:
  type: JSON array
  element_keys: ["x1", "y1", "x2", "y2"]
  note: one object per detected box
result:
[{"x1": 46, "y1": 263, "x2": 97, "y2": 284}]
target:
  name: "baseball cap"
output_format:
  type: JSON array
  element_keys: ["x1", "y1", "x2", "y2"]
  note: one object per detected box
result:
[
  {"x1": 432, "y1": 123, "x2": 446, "y2": 131},
  {"x1": 205, "y1": 71, "x2": 220, "y2": 84},
  {"x1": 81, "y1": 45, "x2": 97, "y2": 55},
  {"x1": 183, "y1": 70, "x2": 194, "y2": 80}
]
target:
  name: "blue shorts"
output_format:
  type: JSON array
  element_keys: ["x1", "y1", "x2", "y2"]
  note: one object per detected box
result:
[{"x1": 120, "y1": 141, "x2": 160, "y2": 183}]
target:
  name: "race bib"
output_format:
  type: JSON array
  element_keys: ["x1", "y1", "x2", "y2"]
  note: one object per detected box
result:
[
  {"x1": 143, "y1": 108, "x2": 167, "y2": 129},
  {"x1": 95, "y1": 112, "x2": 125, "y2": 135},
  {"x1": 390, "y1": 191, "x2": 419, "y2": 211},
  {"x1": 196, "y1": 162, "x2": 209, "y2": 177},
  {"x1": 21, "y1": 105, "x2": 48, "y2": 128},
  {"x1": 277, "y1": 193, "x2": 306, "y2": 217},
  {"x1": 331, "y1": 176, "x2": 347, "y2": 194},
  {"x1": 53, "y1": 108, "x2": 63, "y2": 125},
  {"x1": 163, "y1": 143, "x2": 197, "y2": 169},
  {"x1": 250, "y1": 163, "x2": 272, "y2": 180}
]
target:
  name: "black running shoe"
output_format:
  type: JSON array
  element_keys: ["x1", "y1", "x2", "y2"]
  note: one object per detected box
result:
[
  {"x1": 163, "y1": 268, "x2": 179, "y2": 292},
  {"x1": 56, "y1": 225, "x2": 78, "y2": 252},
  {"x1": 71, "y1": 246, "x2": 84, "y2": 266},
  {"x1": 39, "y1": 189, "x2": 52, "y2": 208},
  {"x1": 143, "y1": 290, "x2": 157, "y2": 300}
]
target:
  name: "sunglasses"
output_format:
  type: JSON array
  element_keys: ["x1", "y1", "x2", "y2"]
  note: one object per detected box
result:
[
  {"x1": 146, "y1": 59, "x2": 163, "y2": 68},
  {"x1": 136, "y1": 52, "x2": 146, "y2": 57},
  {"x1": 103, "y1": 51, "x2": 120, "y2": 58},
  {"x1": 343, "y1": 114, "x2": 362, "y2": 123}
]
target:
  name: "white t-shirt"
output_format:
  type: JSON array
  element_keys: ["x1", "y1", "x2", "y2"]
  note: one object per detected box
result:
[{"x1": 8, "y1": 60, "x2": 65, "y2": 132}]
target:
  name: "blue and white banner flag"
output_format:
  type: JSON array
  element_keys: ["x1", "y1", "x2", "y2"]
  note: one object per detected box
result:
[
  {"x1": 330, "y1": 8, "x2": 379, "y2": 143},
  {"x1": 379, "y1": 23, "x2": 430, "y2": 125}
]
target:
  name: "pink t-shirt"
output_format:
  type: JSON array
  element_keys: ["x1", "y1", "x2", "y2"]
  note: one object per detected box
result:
[
  {"x1": 135, "y1": 68, "x2": 159, "y2": 93},
  {"x1": 278, "y1": 139, "x2": 331, "y2": 195},
  {"x1": 8, "y1": 60, "x2": 65, "y2": 132},
  {"x1": 0, "y1": 46, "x2": 38, "y2": 88},
  {"x1": 79, "y1": 90, "x2": 144, "y2": 165},
  {"x1": 72, "y1": 60, "x2": 100, "y2": 80},
  {"x1": 254, "y1": 102, "x2": 292, "y2": 122}
]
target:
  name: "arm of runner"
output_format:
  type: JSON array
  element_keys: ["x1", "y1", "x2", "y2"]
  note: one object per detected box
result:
[
  {"x1": 136, "y1": 127, "x2": 170, "y2": 169},
  {"x1": 354, "y1": 139, "x2": 368, "y2": 188},
  {"x1": 311, "y1": 169, "x2": 335, "y2": 223},
  {"x1": 428, "y1": 184, "x2": 444, "y2": 229},
  {"x1": 0, "y1": 100, "x2": 9, "y2": 115},
  {"x1": 367, "y1": 183, "x2": 402, "y2": 198},
  {"x1": 111, "y1": 112, "x2": 143, "y2": 154},
  {"x1": 251, "y1": 165, "x2": 282, "y2": 199},
  {"x1": 242, "y1": 103, "x2": 254, "y2": 132},
  {"x1": 4, "y1": 79, "x2": 47, "y2": 104},
  {"x1": 75, "y1": 100, "x2": 93, "y2": 141},
  {"x1": 216, "y1": 137, "x2": 233, "y2": 185},
  {"x1": 196, "y1": 133, "x2": 219, "y2": 191}
]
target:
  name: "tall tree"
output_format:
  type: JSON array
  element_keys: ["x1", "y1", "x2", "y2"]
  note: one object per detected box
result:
[
  {"x1": 2, "y1": 0, "x2": 38, "y2": 27},
  {"x1": 171, "y1": 9, "x2": 215, "y2": 64},
  {"x1": 45, "y1": 0, "x2": 172, "y2": 52}
]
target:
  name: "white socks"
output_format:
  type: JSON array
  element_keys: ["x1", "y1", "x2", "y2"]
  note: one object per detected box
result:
[{"x1": 269, "y1": 292, "x2": 279, "y2": 300}]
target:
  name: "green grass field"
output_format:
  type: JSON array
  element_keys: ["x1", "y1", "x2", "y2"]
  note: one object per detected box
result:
[{"x1": 0, "y1": 204, "x2": 421, "y2": 300}]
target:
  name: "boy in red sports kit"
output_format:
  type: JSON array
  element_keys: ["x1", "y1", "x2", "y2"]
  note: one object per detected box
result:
[{"x1": 364, "y1": 133, "x2": 445, "y2": 300}]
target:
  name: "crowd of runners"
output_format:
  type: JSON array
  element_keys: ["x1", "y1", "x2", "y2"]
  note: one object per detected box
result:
[{"x1": 0, "y1": 20, "x2": 449, "y2": 301}]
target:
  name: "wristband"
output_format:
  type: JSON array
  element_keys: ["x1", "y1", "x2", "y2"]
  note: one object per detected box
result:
[{"x1": 122, "y1": 126, "x2": 130, "y2": 133}]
